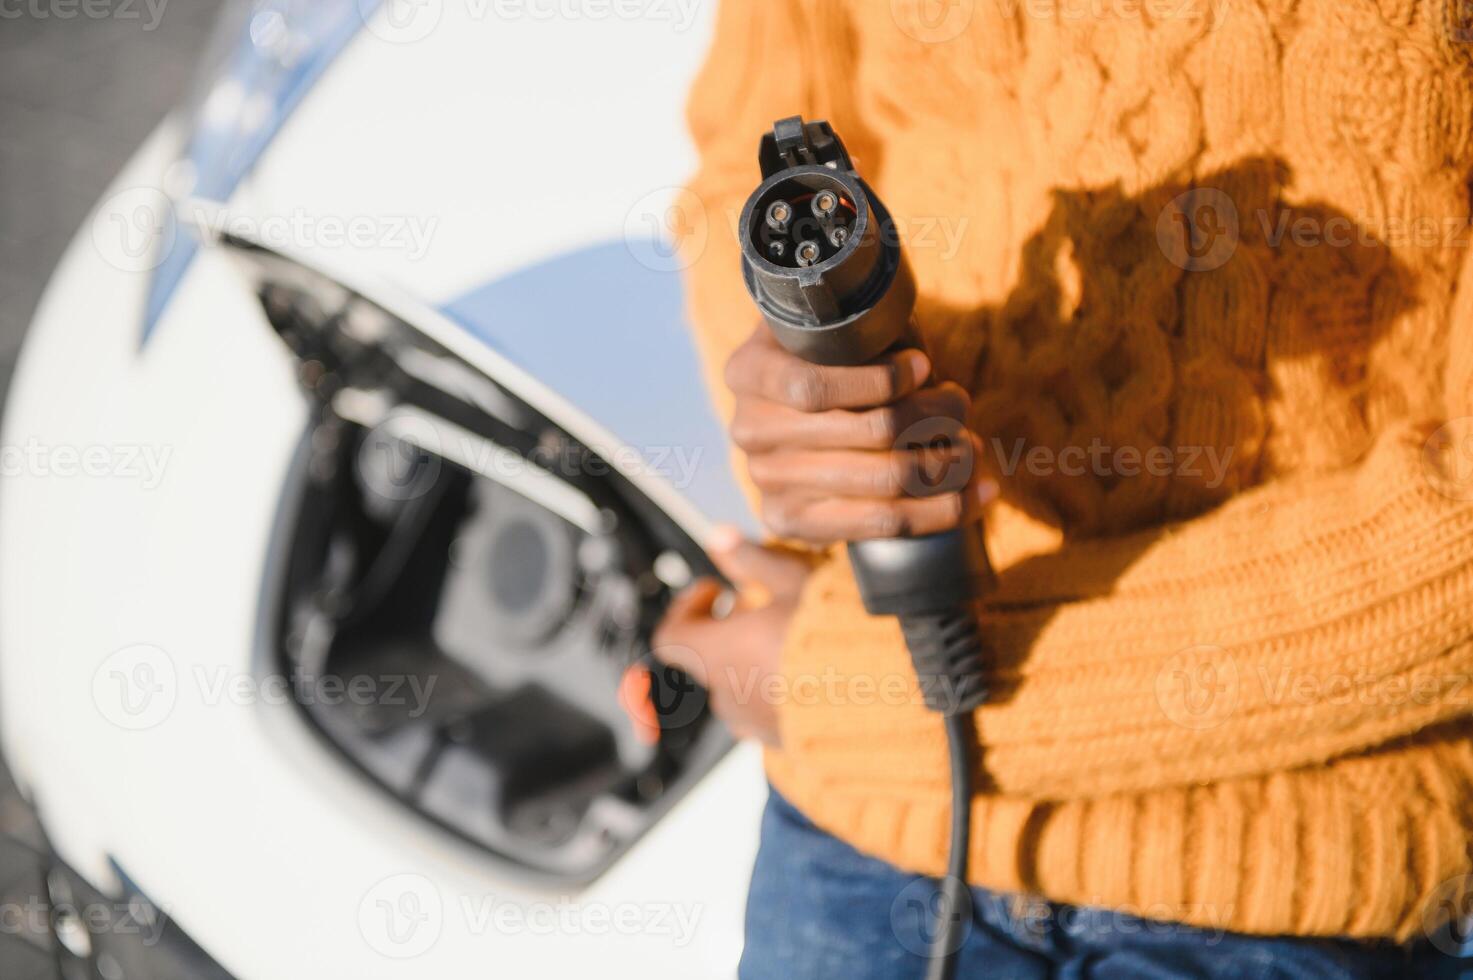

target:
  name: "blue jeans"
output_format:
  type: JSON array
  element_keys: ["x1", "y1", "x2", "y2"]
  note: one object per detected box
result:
[{"x1": 741, "y1": 788, "x2": 1468, "y2": 979}]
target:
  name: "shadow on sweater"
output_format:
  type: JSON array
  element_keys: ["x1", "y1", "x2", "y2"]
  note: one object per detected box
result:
[{"x1": 934, "y1": 158, "x2": 1420, "y2": 780}]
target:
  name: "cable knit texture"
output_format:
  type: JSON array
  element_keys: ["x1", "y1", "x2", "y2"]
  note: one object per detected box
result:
[{"x1": 682, "y1": 0, "x2": 1473, "y2": 940}]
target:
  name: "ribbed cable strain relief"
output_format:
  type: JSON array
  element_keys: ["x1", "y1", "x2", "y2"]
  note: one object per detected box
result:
[{"x1": 898, "y1": 611, "x2": 989, "y2": 716}]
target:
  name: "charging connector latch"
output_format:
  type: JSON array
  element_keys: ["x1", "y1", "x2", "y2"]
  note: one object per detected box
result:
[{"x1": 760, "y1": 116, "x2": 853, "y2": 177}]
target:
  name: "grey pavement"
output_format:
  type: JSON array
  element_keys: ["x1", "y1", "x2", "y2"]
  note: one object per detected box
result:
[{"x1": 0, "y1": 1, "x2": 227, "y2": 402}]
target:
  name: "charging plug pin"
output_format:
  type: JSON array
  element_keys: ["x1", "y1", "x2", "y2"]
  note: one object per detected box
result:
[
  {"x1": 812, "y1": 191, "x2": 838, "y2": 218},
  {"x1": 828, "y1": 227, "x2": 849, "y2": 248},
  {"x1": 765, "y1": 201, "x2": 793, "y2": 234},
  {"x1": 794, "y1": 240, "x2": 821, "y2": 267},
  {"x1": 767, "y1": 240, "x2": 787, "y2": 261}
]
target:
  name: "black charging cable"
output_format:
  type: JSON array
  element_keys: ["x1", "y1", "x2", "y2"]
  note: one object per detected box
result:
[{"x1": 737, "y1": 117, "x2": 995, "y2": 980}]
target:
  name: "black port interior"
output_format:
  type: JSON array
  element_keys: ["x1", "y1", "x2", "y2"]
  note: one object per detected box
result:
[{"x1": 246, "y1": 251, "x2": 730, "y2": 883}]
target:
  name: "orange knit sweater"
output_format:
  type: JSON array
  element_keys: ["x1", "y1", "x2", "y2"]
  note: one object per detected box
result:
[{"x1": 681, "y1": 0, "x2": 1473, "y2": 941}]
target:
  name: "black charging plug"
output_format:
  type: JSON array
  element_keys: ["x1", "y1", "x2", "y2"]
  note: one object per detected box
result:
[{"x1": 738, "y1": 116, "x2": 994, "y2": 980}]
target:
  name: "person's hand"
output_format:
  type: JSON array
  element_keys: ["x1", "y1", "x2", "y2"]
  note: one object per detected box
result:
[
  {"x1": 724, "y1": 326, "x2": 997, "y2": 545},
  {"x1": 651, "y1": 527, "x2": 811, "y2": 746}
]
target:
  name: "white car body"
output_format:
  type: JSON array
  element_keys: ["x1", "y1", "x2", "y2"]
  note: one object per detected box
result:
[{"x1": 0, "y1": 3, "x2": 768, "y2": 977}]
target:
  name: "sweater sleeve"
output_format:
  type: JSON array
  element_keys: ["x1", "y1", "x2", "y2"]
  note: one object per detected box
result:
[{"x1": 774, "y1": 265, "x2": 1473, "y2": 802}]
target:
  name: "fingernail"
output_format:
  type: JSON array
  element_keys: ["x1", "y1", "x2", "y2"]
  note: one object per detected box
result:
[
  {"x1": 975, "y1": 479, "x2": 999, "y2": 505},
  {"x1": 706, "y1": 524, "x2": 743, "y2": 554},
  {"x1": 903, "y1": 349, "x2": 931, "y2": 386}
]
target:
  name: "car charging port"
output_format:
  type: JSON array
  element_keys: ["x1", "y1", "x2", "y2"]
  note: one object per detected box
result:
[{"x1": 229, "y1": 238, "x2": 730, "y2": 883}]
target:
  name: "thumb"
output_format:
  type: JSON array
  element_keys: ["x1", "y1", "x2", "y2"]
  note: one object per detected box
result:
[
  {"x1": 706, "y1": 525, "x2": 811, "y2": 602},
  {"x1": 650, "y1": 578, "x2": 723, "y2": 685},
  {"x1": 656, "y1": 577, "x2": 724, "y2": 633}
]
